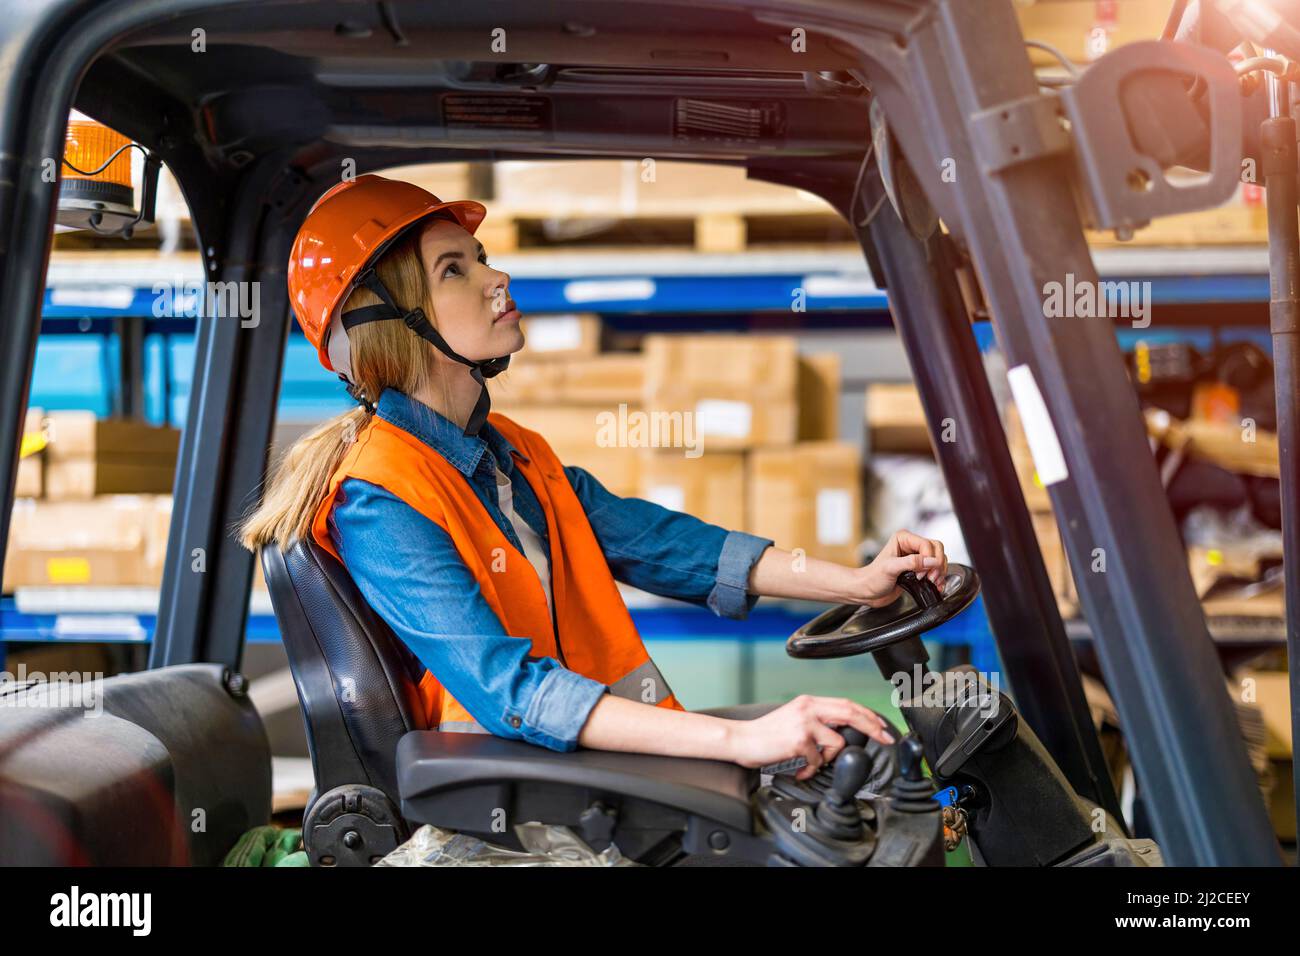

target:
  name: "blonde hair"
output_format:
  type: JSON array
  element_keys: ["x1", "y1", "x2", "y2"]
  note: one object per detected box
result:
[{"x1": 238, "y1": 217, "x2": 456, "y2": 552}]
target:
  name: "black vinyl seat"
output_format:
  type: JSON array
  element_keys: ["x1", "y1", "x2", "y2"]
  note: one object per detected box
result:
[
  {"x1": 260, "y1": 539, "x2": 428, "y2": 823},
  {"x1": 259, "y1": 537, "x2": 768, "y2": 865},
  {"x1": 257, "y1": 538, "x2": 769, "y2": 868}
]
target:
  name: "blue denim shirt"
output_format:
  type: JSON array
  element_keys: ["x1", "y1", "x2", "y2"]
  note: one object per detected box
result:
[{"x1": 326, "y1": 388, "x2": 775, "y2": 753}]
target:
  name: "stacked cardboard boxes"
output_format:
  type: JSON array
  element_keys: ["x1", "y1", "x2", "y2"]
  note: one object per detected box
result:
[
  {"x1": 640, "y1": 451, "x2": 747, "y2": 533},
  {"x1": 491, "y1": 325, "x2": 863, "y2": 564},
  {"x1": 642, "y1": 334, "x2": 800, "y2": 451},
  {"x1": 490, "y1": 315, "x2": 640, "y2": 498},
  {"x1": 43, "y1": 411, "x2": 179, "y2": 499},
  {"x1": 642, "y1": 334, "x2": 859, "y2": 565},
  {"x1": 644, "y1": 336, "x2": 857, "y2": 561},
  {"x1": 747, "y1": 442, "x2": 861, "y2": 567},
  {"x1": 864, "y1": 383, "x2": 932, "y2": 455},
  {"x1": 3, "y1": 494, "x2": 172, "y2": 590},
  {"x1": 636, "y1": 334, "x2": 784, "y2": 547},
  {"x1": 3, "y1": 412, "x2": 180, "y2": 591}
]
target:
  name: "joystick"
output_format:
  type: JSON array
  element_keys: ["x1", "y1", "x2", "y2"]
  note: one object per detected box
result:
[
  {"x1": 805, "y1": 726, "x2": 868, "y2": 795},
  {"x1": 889, "y1": 735, "x2": 938, "y2": 812},
  {"x1": 812, "y1": 747, "x2": 870, "y2": 840}
]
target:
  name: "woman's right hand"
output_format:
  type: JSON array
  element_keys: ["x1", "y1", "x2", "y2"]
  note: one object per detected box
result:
[{"x1": 724, "y1": 695, "x2": 896, "y2": 780}]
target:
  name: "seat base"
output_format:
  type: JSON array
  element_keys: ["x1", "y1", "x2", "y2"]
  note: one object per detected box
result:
[{"x1": 396, "y1": 730, "x2": 766, "y2": 862}]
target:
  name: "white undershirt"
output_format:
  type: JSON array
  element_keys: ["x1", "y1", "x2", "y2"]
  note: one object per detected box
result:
[{"x1": 494, "y1": 462, "x2": 554, "y2": 620}]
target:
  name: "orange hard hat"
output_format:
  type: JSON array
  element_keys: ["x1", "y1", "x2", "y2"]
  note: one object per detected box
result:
[{"x1": 287, "y1": 173, "x2": 487, "y2": 375}]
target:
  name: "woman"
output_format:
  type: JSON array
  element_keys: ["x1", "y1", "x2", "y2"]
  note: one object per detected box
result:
[{"x1": 240, "y1": 174, "x2": 949, "y2": 782}]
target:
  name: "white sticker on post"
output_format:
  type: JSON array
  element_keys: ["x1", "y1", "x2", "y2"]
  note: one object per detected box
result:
[
  {"x1": 1006, "y1": 364, "x2": 1069, "y2": 487},
  {"x1": 646, "y1": 484, "x2": 687, "y2": 514},
  {"x1": 815, "y1": 489, "x2": 853, "y2": 545},
  {"x1": 694, "y1": 399, "x2": 752, "y2": 439}
]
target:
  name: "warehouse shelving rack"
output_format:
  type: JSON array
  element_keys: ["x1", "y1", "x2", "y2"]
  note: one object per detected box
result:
[
  {"x1": 9, "y1": 244, "x2": 1287, "y2": 680},
  {"x1": 9, "y1": 246, "x2": 988, "y2": 692}
]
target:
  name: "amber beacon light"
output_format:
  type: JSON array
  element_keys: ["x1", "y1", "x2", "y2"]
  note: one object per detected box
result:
[{"x1": 56, "y1": 110, "x2": 160, "y2": 237}]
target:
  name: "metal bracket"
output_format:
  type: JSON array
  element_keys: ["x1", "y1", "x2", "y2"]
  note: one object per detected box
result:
[
  {"x1": 1059, "y1": 40, "x2": 1243, "y2": 234},
  {"x1": 969, "y1": 93, "x2": 1070, "y2": 175}
]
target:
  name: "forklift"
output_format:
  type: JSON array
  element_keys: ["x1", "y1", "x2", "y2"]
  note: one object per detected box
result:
[{"x1": 0, "y1": 0, "x2": 1291, "y2": 866}]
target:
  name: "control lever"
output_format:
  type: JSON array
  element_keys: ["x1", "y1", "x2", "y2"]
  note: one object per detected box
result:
[
  {"x1": 812, "y1": 747, "x2": 870, "y2": 840},
  {"x1": 933, "y1": 687, "x2": 1016, "y2": 778},
  {"x1": 840, "y1": 727, "x2": 868, "y2": 748},
  {"x1": 805, "y1": 726, "x2": 868, "y2": 793},
  {"x1": 889, "y1": 735, "x2": 939, "y2": 813}
]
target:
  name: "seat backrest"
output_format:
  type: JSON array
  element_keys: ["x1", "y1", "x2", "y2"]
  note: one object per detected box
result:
[{"x1": 260, "y1": 538, "x2": 428, "y2": 806}]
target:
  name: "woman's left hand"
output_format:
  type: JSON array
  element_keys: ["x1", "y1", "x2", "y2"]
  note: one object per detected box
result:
[{"x1": 847, "y1": 529, "x2": 948, "y2": 607}]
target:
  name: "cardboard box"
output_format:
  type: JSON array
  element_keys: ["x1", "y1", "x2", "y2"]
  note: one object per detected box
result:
[
  {"x1": 865, "y1": 383, "x2": 930, "y2": 454},
  {"x1": 489, "y1": 359, "x2": 564, "y2": 405},
  {"x1": 491, "y1": 403, "x2": 642, "y2": 498},
  {"x1": 15, "y1": 459, "x2": 42, "y2": 498},
  {"x1": 45, "y1": 459, "x2": 177, "y2": 499},
  {"x1": 643, "y1": 334, "x2": 798, "y2": 450},
  {"x1": 492, "y1": 354, "x2": 645, "y2": 407},
  {"x1": 747, "y1": 442, "x2": 861, "y2": 565},
  {"x1": 3, "y1": 495, "x2": 171, "y2": 590},
  {"x1": 16, "y1": 406, "x2": 45, "y2": 498},
  {"x1": 493, "y1": 159, "x2": 824, "y2": 215},
  {"x1": 147, "y1": 495, "x2": 173, "y2": 586},
  {"x1": 798, "y1": 353, "x2": 840, "y2": 441},
  {"x1": 44, "y1": 411, "x2": 180, "y2": 460},
  {"x1": 638, "y1": 449, "x2": 746, "y2": 531},
  {"x1": 518, "y1": 314, "x2": 602, "y2": 361},
  {"x1": 558, "y1": 354, "x2": 645, "y2": 405},
  {"x1": 383, "y1": 162, "x2": 477, "y2": 202},
  {"x1": 43, "y1": 412, "x2": 179, "y2": 501}
]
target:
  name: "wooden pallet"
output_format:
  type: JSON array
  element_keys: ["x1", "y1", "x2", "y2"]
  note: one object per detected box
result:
[
  {"x1": 476, "y1": 209, "x2": 852, "y2": 254},
  {"x1": 480, "y1": 159, "x2": 845, "y2": 253}
]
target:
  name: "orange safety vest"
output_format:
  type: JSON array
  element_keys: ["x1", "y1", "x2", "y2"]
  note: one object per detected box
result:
[{"x1": 310, "y1": 410, "x2": 684, "y2": 733}]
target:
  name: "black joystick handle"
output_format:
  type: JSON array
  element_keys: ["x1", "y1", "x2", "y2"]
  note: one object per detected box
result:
[
  {"x1": 832, "y1": 747, "x2": 871, "y2": 799},
  {"x1": 814, "y1": 747, "x2": 869, "y2": 839},
  {"x1": 839, "y1": 726, "x2": 868, "y2": 748},
  {"x1": 808, "y1": 726, "x2": 870, "y2": 794},
  {"x1": 890, "y1": 734, "x2": 939, "y2": 814},
  {"x1": 898, "y1": 735, "x2": 925, "y2": 782}
]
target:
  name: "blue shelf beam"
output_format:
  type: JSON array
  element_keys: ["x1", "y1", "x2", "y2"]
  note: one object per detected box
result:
[{"x1": 0, "y1": 595, "x2": 999, "y2": 672}]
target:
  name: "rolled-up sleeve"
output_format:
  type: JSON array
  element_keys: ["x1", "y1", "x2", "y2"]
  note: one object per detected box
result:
[
  {"x1": 329, "y1": 478, "x2": 607, "y2": 752},
  {"x1": 564, "y1": 465, "x2": 774, "y2": 620},
  {"x1": 709, "y1": 530, "x2": 774, "y2": 619}
]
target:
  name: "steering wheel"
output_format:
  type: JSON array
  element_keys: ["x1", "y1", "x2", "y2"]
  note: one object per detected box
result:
[{"x1": 786, "y1": 564, "x2": 980, "y2": 659}]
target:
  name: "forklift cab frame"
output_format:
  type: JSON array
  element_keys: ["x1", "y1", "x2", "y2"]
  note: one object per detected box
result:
[{"x1": 0, "y1": 0, "x2": 1287, "y2": 866}]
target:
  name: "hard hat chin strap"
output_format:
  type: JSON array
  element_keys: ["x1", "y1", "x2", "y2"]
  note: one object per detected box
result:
[{"x1": 341, "y1": 267, "x2": 511, "y2": 437}]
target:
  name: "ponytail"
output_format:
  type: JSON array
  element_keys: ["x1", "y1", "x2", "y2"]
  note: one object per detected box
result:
[
  {"x1": 238, "y1": 405, "x2": 371, "y2": 552},
  {"x1": 240, "y1": 213, "x2": 452, "y2": 553}
]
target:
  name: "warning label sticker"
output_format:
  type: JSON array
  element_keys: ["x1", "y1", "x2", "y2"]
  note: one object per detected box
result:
[{"x1": 441, "y1": 94, "x2": 552, "y2": 131}]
